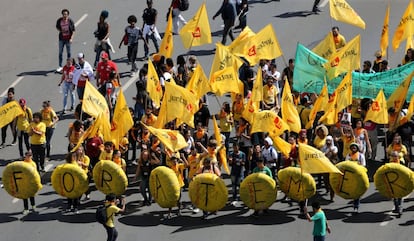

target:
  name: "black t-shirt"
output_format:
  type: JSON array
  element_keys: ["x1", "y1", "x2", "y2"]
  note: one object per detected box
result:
[{"x1": 142, "y1": 8, "x2": 157, "y2": 25}]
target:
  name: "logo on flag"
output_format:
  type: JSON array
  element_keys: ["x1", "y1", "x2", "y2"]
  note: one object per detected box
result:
[
  {"x1": 192, "y1": 27, "x2": 201, "y2": 38},
  {"x1": 274, "y1": 117, "x2": 282, "y2": 129},
  {"x1": 167, "y1": 131, "x2": 177, "y2": 141},
  {"x1": 331, "y1": 57, "x2": 340, "y2": 67},
  {"x1": 248, "y1": 46, "x2": 257, "y2": 56},
  {"x1": 372, "y1": 101, "x2": 380, "y2": 111}
]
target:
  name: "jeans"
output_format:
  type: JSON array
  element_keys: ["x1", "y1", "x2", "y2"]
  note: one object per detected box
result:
[
  {"x1": 144, "y1": 34, "x2": 159, "y2": 57},
  {"x1": 18, "y1": 130, "x2": 30, "y2": 157},
  {"x1": 77, "y1": 86, "x2": 85, "y2": 100},
  {"x1": 58, "y1": 39, "x2": 72, "y2": 67},
  {"x1": 62, "y1": 82, "x2": 75, "y2": 111},
  {"x1": 231, "y1": 175, "x2": 243, "y2": 200},
  {"x1": 221, "y1": 19, "x2": 235, "y2": 45},
  {"x1": 31, "y1": 144, "x2": 45, "y2": 171},
  {"x1": 140, "y1": 177, "x2": 152, "y2": 202},
  {"x1": 104, "y1": 225, "x2": 118, "y2": 241},
  {"x1": 314, "y1": 235, "x2": 325, "y2": 241},
  {"x1": 45, "y1": 127, "x2": 55, "y2": 157},
  {"x1": 128, "y1": 43, "x2": 138, "y2": 71},
  {"x1": 23, "y1": 197, "x2": 35, "y2": 210}
]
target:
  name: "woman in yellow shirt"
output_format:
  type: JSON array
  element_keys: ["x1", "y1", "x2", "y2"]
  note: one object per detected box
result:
[
  {"x1": 112, "y1": 150, "x2": 127, "y2": 173},
  {"x1": 40, "y1": 100, "x2": 59, "y2": 158},
  {"x1": 219, "y1": 102, "x2": 233, "y2": 151},
  {"x1": 28, "y1": 112, "x2": 46, "y2": 172},
  {"x1": 167, "y1": 153, "x2": 188, "y2": 219},
  {"x1": 103, "y1": 193, "x2": 126, "y2": 241},
  {"x1": 22, "y1": 151, "x2": 37, "y2": 214},
  {"x1": 73, "y1": 146, "x2": 91, "y2": 201},
  {"x1": 67, "y1": 120, "x2": 84, "y2": 151},
  {"x1": 16, "y1": 98, "x2": 32, "y2": 158}
]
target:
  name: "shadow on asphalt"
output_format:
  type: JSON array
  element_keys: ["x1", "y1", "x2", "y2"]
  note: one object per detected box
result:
[
  {"x1": 0, "y1": 212, "x2": 19, "y2": 223},
  {"x1": 17, "y1": 70, "x2": 55, "y2": 77},
  {"x1": 342, "y1": 211, "x2": 394, "y2": 223},
  {"x1": 360, "y1": 192, "x2": 390, "y2": 204},
  {"x1": 274, "y1": 11, "x2": 314, "y2": 18}
]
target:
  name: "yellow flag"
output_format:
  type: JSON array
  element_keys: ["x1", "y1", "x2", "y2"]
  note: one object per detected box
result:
[
  {"x1": 319, "y1": 71, "x2": 352, "y2": 125},
  {"x1": 312, "y1": 32, "x2": 336, "y2": 60},
  {"x1": 210, "y1": 43, "x2": 243, "y2": 78},
  {"x1": 241, "y1": 97, "x2": 259, "y2": 124},
  {"x1": 142, "y1": 123, "x2": 188, "y2": 152},
  {"x1": 146, "y1": 59, "x2": 163, "y2": 108},
  {"x1": 392, "y1": 0, "x2": 414, "y2": 51},
  {"x1": 163, "y1": 82, "x2": 199, "y2": 128},
  {"x1": 179, "y1": 2, "x2": 212, "y2": 49},
  {"x1": 281, "y1": 80, "x2": 301, "y2": 133},
  {"x1": 387, "y1": 72, "x2": 413, "y2": 116},
  {"x1": 70, "y1": 112, "x2": 112, "y2": 152},
  {"x1": 298, "y1": 143, "x2": 342, "y2": 174},
  {"x1": 380, "y1": 4, "x2": 390, "y2": 57},
  {"x1": 329, "y1": 0, "x2": 366, "y2": 29},
  {"x1": 242, "y1": 24, "x2": 283, "y2": 65},
  {"x1": 158, "y1": 7, "x2": 174, "y2": 58},
  {"x1": 186, "y1": 64, "x2": 212, "y2": 99},
  {"x1": 406, "y1": 35, "x2": 414, "y2": 51},
  {"x1": 306, "y1": 83, "x2": 329, "y2": 129},
  {"x1": 251, "y1": 110, "x2": 290, "y2": 136},
  {"x1": 82, "y1": 81, "x2": 110, "y2": 120},
  {"x1": 270, "y1": 135, "x2": 291, "y2": 158},
  {"x1": 212, "y1": 116, "x2": 230, "y2": 175},
  {"x1": 228, "y1": 26, "x2": 256, "y2": 56},
  {"x1": 364, "y1": 89, "x2": 388, "y2": 124},
  {"x1": 325, "y1": 35, "x2": 360, "y2": 79},
  {"x1": 406, "y1": 94, "x2": 414, "y2": 121},
  {"x1": 211, "y1": 67, "x2": 242, "y2": 96},
  {"x1": 0, "y1": 101, "x2": 24, "y2": 128},
  {"x1": 111, "y1": 89, "x2": 134, "y2": 149},
  {"x1": 153, "y1": 98, "x2": 168, "y2": 129},
  {"x1": 251, "y1": 68, "x2": 263, "y2": 103}
]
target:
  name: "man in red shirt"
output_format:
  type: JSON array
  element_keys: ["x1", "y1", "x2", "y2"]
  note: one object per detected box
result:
[{"x1": 96, "y1": 52, "x2": 119, "y2": 95}]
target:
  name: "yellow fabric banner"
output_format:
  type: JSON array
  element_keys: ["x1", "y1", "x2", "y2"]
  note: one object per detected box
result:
[
  {"x1": 242, "y1": 24, "x2": 283, "y2": 65},
  {"x1": 241, "y1": 97, "x2": 259, "y2": 124},
  {"x1": 281, "y1": 80, "x2": 301, "y2": 133},
  {"x1": 306, "y1": 83, "x2": 329, "y2": 129},
  {"x1": 251, "y1": 68, "x2": 263, "y2": 103},
  {"x1": 164, "y1": 82, "x2": 199, "y2": 128},
  {"x1": 212, "y1": 116, "x2": 230, "y2": 175},
  {"x1": 329, "y1": 0, "x2": 366, "y2": 29},
  {"x1": 146, "y1": 59, "x2": 163, "y2": 108},
  {"x1": 392, "y1": 0, "x2": 414, "y2": 51},
  {"x1": 270, "y1": 135, "x2": 291, "y2": 158},
  {"x1": 298, "y1": 143, "x2": 342, "y2": 174},
  {"x1": 251, "y1": 110, "x2": 290, "y2": 136},
  {"x1": 141, "y1": 123, "x2": 188, "y2": 152},
  {"x1": 312, "y1": 32, "x2": 336, "y2": 60},
  {"x1": 364, "y1": 89, "x2": 389, "y2": 125},
  {"x1": 228, "y1": 26, "x2": 256, "y2": 56},
  {"x1": 179, "y1": 2, "x2": 212, "y2": 49},
  {"x1": 325, "y1": 35, "x2": 360, "y2": 79},
  {"x1": 111, "y1": 89, "x2": 134, "y2": 149},
  {"x1": 210, "y1": 43, "x2": 243, "y2": 79},
  {"x1": 82, "y1": 81, "x2": 110, "y2": 120},
  {"x1": 406, "y1": 94, "x2": 414, "y2": 121},
  {"x1": 211, "y1": 67, "x2": 242, "y2": 96},
  {"x1": 380, "y1": 4, "x2": 390, "y2": 57},
  {"x1": 186, "y1": 64, "x2": 212, "y2": 99},
  {"x1": 0, "y1": 101, "x2": 24, "y2": 129},
  {"x1": 386, "y1": 72, "x2": 413, "y2": 111},
  {"x1": 158, "y1": 7, "x2": 174, "y2": 58}
]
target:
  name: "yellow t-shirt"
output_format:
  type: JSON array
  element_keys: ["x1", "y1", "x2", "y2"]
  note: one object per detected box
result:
[
  {"x1": 141, "y1": 114, "x2": 157, "y2": 126},
  {"x1": 219, "y1": 112, "x2": 233, "y2": 133},
  {"x1": 263, "y1": 85, "x2": 278, "y2": 105},
  {"x1": 113, "y1": 158, "x2": 127, "y2": 171},
  {"x1": 170, "y1": 163, "x2": 186, "y2": 187},
  {"x1": 105, "y1": 204, "x2": 121, "y2": 228},
  {"x1": 313, "y1": 136, "x2": 326, "y2": 150},
  {"x1": 79, "y1": 155, "x2": 90, "y2": 173},
  {"x1": 23, "y1": 159, "x2": 37, "y2": 169},
  {"x1": 334, "y1": 34, "x2": 346, "y2": 50},
  {"x1": 342, "y1": 136, "x2": 355, "y2": 158},
  {"x1": 188, "y1": 154, "x2": 201, "y2": 180},
  {"x1": 41, "y1": 108, "x2": 57, "y2": 128},
  {"x1": 99, "y1": 151, "x2": 113, "y2": 161},
  {"x1": 17, "y1": 107, "x2": 32, "y2": 132},
  {"x1": 29, "y1": 122, "x2": 46, "y2": 145}
]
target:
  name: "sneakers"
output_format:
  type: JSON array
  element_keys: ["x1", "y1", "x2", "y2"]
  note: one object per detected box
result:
[
  {"x1": 192, "y1": 208, "x2": 200, "y2": 214},
  {"x1": 231, "y1": 201, "x2": 238, "y2": 206},
  {"x1": 11, "y1": 141, "x2": 17, "y2": 146},
  {"x1": 56, "y1": 67, "x2": 63, "y2": 73},
  {"x1": 0, "y1": 143, "x2": 5, "y2": 149},
  {"x1": 132, "y1": 160, "x2": 138, "y2": 166},
  {"x1": 23, "y1": 209, "x2": 29, "y2": 215},
  {"x1": 73, "y1": 209, "x2": 80, "y2": 214},
  {"x1": 31, "y1": 205, "x2": 36, "y2": 212},
  {"x1": 70, "y1": 106, "x2": 74, "y2": 111}
]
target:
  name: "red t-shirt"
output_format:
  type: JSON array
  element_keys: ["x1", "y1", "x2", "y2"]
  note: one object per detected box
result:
[
  {"x1": 62, "y1": 65, "x2": 75, "y2": 83},
  {"x1": 60, "y1": 19, "x2": 71, "y2": 40},
  {"x1": 97, "y1": 61, "x2": 118, "y2": 85}
]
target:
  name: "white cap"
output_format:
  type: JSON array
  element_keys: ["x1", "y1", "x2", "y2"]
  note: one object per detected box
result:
[
  {"x1": 264, "y1": 137, "x2": 273, "y2": 146},
  {"x1": 77, "y1": 53, "x2": 84, "y2": 58}
]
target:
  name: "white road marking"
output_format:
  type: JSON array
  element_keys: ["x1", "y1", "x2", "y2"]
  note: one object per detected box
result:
[
  {"x1": 45, "y1": 163, "x2": 53, "y2": 172},
  {"x1": 320, "y1": 0, "x2": 329, "y2": 8},
  {"x1": 12, "y1": 198, "x2": 19, "y2": 204},
  {"x1": 379, "y1": 211, "x2": 392, "y2": 226},
  {"x1": 0, "y1": 76, "x2": 24, "y2": 97},
  {"x1": 75, "y1": 14, "x2": 88, "y2": 27},
  {"x1": 122, "y1": 74, "x2": 140, "y2": 91}
]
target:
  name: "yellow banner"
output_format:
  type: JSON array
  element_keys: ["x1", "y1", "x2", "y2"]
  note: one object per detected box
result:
[
  {"x1": 380, "y1": 4, "x2": 390, "y2": 57},
  {"x1": 142, "y1": 123, "x2": 188, "y2": 152},
  {"x1": 270, "y1": 135, "x2": 291, "y2": 158},
  {"x1": 211, "y1": 67, "x2": 242, "y2": 96},
  {"x1": 228, "y1": 26, "x2": 256, "y2": 56},
  {"x1": 212, "y1": 116, "x2": 230, "y2": 175},
  {"x1": 241, "y1": 97, "x2": 258, "y2": 124},
  {"x1": 147, "y1": 59, "x2": 163, "y2": 108},
  {"x1": 242, "y1": 24, "x2": 283, "y2": 65},
  {"x1": 210, "y1": 43, "x2": 243, "y2": 80},
  {"x1": 158, "y1": 7, "x2": 174, "y2": 58},
  {"x1": 364, "y1": 89, "x2": 388, "y2": 124},
  {"x1": 0, "y1": 101, "x2": 24, "y2": 129},
  {"x1": 281, "y1": 79, "x2": 301, "y2": 133},
  {"x1": 111, "y1": 89, "x2": 134, "y2": 149},
  {"x1": 164, "y1": 82, "x2": 199, "y2": 128},
  {"x1": 179, "y1": 2, "x2": 212, "y2": 49},
  {"x1": 186, "y1": 64, "x2": 212, "y2": 99},
  {"x1": 306, "y1": 83, "x2": 328, "y2": 129},
  {"x1": 251, "y1": 110, "x2": 290, "y2": 136},
  {"x1": 387, "y1": 72, "x2": 413, "y2": 111},
  {"x1": 82, "y1": 81, "x2": 110, "y2": 120},
  {"x1": 298, "y1": 143, "x2": 342, "y2": 174},
  {"x1": 312, "y1": 32, "x2": 336, "y2": 60},
  {"x1": 325, "y1": 35, "x2": 360, "y2": 79},
  {"x1": 392, "y1": 0, "x2": 414, "y2": 51},
  {"x1": 251, "y1": 67, "x2": 263, "y2": 103},
  {"x1": 406, "y1": 93, "x2": 414, "y2": 121},
  {"x1": 329, "y1": 0, "x2": 366, "y2": 29}
]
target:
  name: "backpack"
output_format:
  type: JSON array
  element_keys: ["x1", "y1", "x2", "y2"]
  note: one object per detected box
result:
[
  {"x1": 178, "y1": 0, "x2": 189, "y2": 11},
  {"x1": 96, "y1": 205, "x2": 108, "y2": 224}
]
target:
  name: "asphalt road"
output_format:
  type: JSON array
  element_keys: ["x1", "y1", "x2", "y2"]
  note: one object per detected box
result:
[{"x1": 0, "y1": 0, "x2": 413, "y2": 241}]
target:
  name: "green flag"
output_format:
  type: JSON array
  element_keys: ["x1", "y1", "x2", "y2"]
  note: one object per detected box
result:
[{"x1": 292, "y1": 43, "x2": 328, "y2": 93}]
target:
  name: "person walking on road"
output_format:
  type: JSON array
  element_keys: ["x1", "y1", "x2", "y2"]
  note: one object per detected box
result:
[
  {"x1": 28, "y1": 112, "x2": 46, "y2": 172},
  {"x1": 96, "y1": 52, "x2": 119, "y2": 96},
  {"x1": 94, "y1": 10, "x2": 114, "y2": 68},
  {"x1": 213, "y1": 0, "x2": 237, "y2": 45},
  {"x1": 56, "y1": 9, "x2": 75, "y2": 73},
  {"x1": 16, "y1": 98, "x2": 33, "y2": 158},
  {"x1": 1, "y1": 87, "x2": 17, "y2": 148},
  {"x1": 305, "y1": 201, "x2": 331, "y2": 241},
  {"x1": 58, "y1": 58, "x2": 76, "y2": 115},
  {"x1": 103, "y1": 193, "x2": 126, "y2": 241},
  {"x1": 40, "y1": 101, "x2": 59, "y2": 159},
  {"x1": 170, "y1": 0, "x2": 187, "y2": 34},
  {"x1": 142, "y1": 0, "x2": 161, "y2": 59}
]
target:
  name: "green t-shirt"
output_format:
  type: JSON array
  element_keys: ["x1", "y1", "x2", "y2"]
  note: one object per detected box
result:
[
  {"x1": 311, "y1": 210, "x2": 327, "y2": 236},
  {"x1": 252, "y1": 166, "x2": 273, "y2": 178}
]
